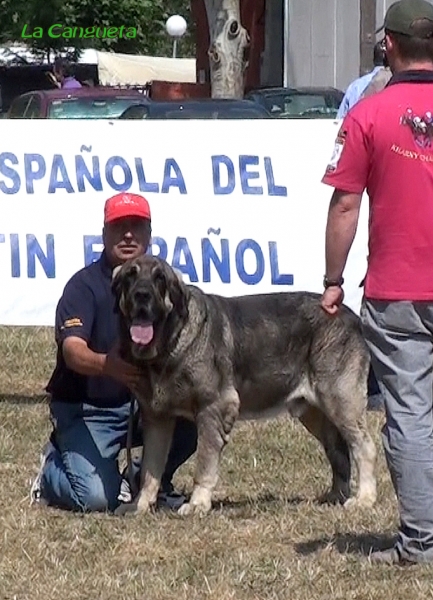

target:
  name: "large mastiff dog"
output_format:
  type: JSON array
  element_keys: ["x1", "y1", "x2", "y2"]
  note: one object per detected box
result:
[{"x1": 113, "y1": 255, "x2": 377, "y2": 517}]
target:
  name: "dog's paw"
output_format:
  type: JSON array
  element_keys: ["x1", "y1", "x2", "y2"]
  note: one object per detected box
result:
[
  {"x1": 319, "y1": 490, "x2": 349, "y2": 506},
  {"x1": 114, "y1": 502, "x2": 140, "y2": 517},
  {"x1": 177, "y1": 501, "x2": 210, "y2": 517},
  {"x1": 343, "y1": 497, "x2": 361, "y2": 511},
  {"x1": 343, "y1": 494, "x2": 376, "y2": 510}
]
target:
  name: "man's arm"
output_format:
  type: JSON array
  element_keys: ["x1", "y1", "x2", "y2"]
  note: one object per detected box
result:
[
  {"x1": 55, "y1": 278, "x2": 102, "y2": 374},
  {"x1": 56, "y1": 276, "x2": 139, "y2": 386},
  {"x1": 321, "y1": 109, "x2": 369, "y2": 314},
  {"x1": 62, "y1": 337, "x2": 140, "y2": 386},
  {"x1": 325, "y1": 189, "x2": 362, "y2": 280},
  {"x1": 320, "y1": 189, "x2": 362, "y2": 315},
  {"x1": 62, "y1": 337, "x2": 106, "y2": 376}
]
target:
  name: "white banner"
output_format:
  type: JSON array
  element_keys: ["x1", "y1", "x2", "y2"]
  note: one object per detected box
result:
[{"x1": 0, "y1": 119, "x2": 368, "y2": 326}]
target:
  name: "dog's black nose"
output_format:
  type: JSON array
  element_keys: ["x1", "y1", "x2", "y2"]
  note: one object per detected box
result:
[{"x1": 134, "y1": 290, "x2": 152, "y2": 304}]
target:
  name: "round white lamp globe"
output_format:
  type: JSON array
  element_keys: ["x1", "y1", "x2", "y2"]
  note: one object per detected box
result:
[{"x1": 166, "y1": 15, "x2": 187, "y2": 38}]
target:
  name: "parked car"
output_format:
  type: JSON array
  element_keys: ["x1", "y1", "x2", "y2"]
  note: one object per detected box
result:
[
  {"x1": 118, "y1": 99, "x2": 271, "y2": 120},
  {"x1": 245, "y1": 87, "x2": 344, "y2": 119},
  {"x1": 6, "y1": 87, "x2": 146, "y2": 119}
]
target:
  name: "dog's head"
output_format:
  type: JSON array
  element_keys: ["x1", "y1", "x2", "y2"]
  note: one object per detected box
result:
[{"x1": 112, "y1": 255, "x2": 189, "y2": 361}]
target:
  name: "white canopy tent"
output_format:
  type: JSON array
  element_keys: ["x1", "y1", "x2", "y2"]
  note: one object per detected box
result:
[
  {"x1": 0, "y1": 45, "x2": 197, "y2": 85},
  {"x1": 92, "y1": 51, "x2": 196, "y2": 86}
]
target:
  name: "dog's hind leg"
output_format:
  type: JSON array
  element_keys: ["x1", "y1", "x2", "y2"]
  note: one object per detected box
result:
[
  {"x1": 310, "y1": 352, "x2": 377, "y2": 510},
  {"x1": 320, "y1": 375, "x2": 377, "y2": 509},
  {"x1": 299, "y1": 405, "x2": 351, "y2": 505},
  {"x1": 178, "y1": 387, "x2": 240, "y2": 517},
  {"x1": 336, "y1": 414, "x2": 377, "y2": 510}
]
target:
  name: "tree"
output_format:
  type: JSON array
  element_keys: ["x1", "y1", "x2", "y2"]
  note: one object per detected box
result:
[
  {"x1": 204, "y1": 0, "x2": 249, "y2": 98},
  {"x1": 0, "y1": 0, "x2": 248, "y2": 98},
  {"x1": 0, "y1": 0, "x2": 195, "y2": 60}
]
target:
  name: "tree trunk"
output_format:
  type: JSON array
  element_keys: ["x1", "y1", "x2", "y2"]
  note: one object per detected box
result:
[
  {"x1": 204, "y1": 0, "x2": 249, "y2": 98},
  {"x1": 360, "y1": 0, "x2": 376, "y2": 76}
]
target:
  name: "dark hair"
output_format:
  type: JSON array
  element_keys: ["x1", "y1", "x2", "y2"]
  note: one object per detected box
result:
[
  {"x1": 387, "y1": 18, "x2": 433, "y2": 62},
  {"x1": 54, "y1": 57, "x2": 75, "y2": 78},
  {"x1": 373, "y1": 41, "x2": 386, "y2": 66}
]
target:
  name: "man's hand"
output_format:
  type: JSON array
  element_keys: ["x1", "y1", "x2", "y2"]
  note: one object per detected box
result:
[
  {"x1": 62, "y1": 336, "x2": 141, "y2": 388},
  {"x1": 321, "y1": 286, "x2": 344, "y2": 315},
  {"x1": 103, "y1": 346, "x2": 141, "y2": 389}
]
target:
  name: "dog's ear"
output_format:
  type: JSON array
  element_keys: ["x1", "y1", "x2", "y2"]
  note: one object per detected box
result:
[
  {"x1": 112, "y1": 265, "x2": 122, "y2": 281},
  {"x1": 165, "y1": 265, "x2": 188, "y2": 320},
  {"x1": 171, "y1": 267, "x2": 184, "y2": 283},
  {"x1": 111, "y1": 262, "x2": 140, "y2": 315},
  {"x1": 111, "y1": 265, "x2": 125, "y2": 315},
  {"x1": 152, "y1": 261, "x2": 188, "y2": 319}
]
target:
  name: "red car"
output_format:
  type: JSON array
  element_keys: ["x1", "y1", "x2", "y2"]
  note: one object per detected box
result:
[{"x1": 6, "y1": 87, "x2": 146, "y2": 119}]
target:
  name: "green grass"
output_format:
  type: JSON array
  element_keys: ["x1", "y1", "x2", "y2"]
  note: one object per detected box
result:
[{"x1": 0, "y1": 326, "x2": 431, "y2": 600}]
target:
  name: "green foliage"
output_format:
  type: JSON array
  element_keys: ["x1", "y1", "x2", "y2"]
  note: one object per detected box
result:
[{"x1": 0, "y1": 0, "x2": 195, "y2": 59}]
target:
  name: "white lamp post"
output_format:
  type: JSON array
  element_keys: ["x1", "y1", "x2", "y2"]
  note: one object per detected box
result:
[{"x1": 166, "y1": 15, "x2": 187, "y2": 59}]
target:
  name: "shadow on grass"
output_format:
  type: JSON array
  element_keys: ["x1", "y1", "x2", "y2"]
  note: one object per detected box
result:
[
  {"x1": 295, "y1": 532, "x2": 397, "y2": 557},
  {"x1": 0, "y1": 394, "x2": 48, "y2": 405},
  {"x1": 213, "y1": 492, "x2": 307, "y2": 511}
]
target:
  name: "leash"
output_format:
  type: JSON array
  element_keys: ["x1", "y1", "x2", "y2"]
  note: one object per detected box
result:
[{"x1": 126, "y1": 395, "x2": 138, "y2": 498}]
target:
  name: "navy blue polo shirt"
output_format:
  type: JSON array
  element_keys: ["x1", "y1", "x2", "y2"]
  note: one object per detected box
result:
[{"x1": 46, "y1": 251, "x2": 131, "y2": 406}]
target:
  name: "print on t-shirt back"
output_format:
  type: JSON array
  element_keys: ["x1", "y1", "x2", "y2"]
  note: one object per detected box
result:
[{"x1": 400, "y1": 108, "x2": 433, "y2": 149}]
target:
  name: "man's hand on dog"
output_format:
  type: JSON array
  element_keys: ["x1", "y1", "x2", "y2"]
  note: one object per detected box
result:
[
  {"x1": 321, "y1": 286, "x2": 344, "y2": 315},
  {"x1": 103, "y1": 345, "x2": 141, "y2": 388}
]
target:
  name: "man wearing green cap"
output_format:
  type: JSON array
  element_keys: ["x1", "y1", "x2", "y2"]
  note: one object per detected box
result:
[{"x1": 321, "y1": 0, "x2": 433, "y2": 565}]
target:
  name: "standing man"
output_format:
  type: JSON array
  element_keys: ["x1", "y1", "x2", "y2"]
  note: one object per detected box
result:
[
  {"x1": 337, "y1": 41, "x2": 387, "y2": 119},
  {"x1": 321, "y1": 0, "x2": 433, "y2": 565},
  {"x1": 30, "y1": 192, "x2": 197, "y2": 512},
  {"x1": 359, "y1": 64, "x2": 392, "y2": 100}
]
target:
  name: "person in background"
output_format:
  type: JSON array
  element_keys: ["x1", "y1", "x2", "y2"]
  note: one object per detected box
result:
[
  {"x1": 337, "y1": 41, "x2": 387, "y2": 119},
  {"x1": 52, "y1": 57, "x2": 82, "y2": 89},
  {"x1": 321, "y1": 0, "x2": 433, "y2": 565},
  {"x1": 360, "y1": 51, "x2": 393, "y2": 100}
]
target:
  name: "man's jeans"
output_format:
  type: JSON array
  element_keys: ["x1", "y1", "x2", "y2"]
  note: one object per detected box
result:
[
  {"x1": 40, "y1": 400, "x2": 197, "y2": 512},
  {"x1": 361, "y1": 299, "x2": 433, "y2": 562}
]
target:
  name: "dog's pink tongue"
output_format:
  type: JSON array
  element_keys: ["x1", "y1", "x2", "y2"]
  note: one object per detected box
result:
[{"x1": 130, "y1": 324, "x2": 154, "y2": 345}]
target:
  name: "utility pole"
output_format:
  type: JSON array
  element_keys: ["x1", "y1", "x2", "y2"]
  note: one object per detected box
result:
[{"x1": 360, "y1": 0, "x2": 376, "y2": 76}]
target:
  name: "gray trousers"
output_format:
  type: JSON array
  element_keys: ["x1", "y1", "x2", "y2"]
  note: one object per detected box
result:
[{"x1": 361, "y1": 299, "x2": 433, "y2": 562}]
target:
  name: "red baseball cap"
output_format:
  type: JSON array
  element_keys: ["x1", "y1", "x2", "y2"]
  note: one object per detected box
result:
[{"x1": 104, "y1": 193, "x2": 151, "y2": 224}]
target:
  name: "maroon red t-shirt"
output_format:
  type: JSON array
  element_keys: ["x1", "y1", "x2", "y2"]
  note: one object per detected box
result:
[{"x1": 323, "y1": 70, "x2": 433, "y2": 301}]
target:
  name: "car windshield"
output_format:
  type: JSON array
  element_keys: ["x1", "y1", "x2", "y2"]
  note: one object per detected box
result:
[
  {"x1": 48, "y1": 97, "x2": 145, "y2": 119},
  {"x1": 263, "y1": 93, "x2": 340, "y2": 118},
  {"x1": 148, "y1": 106, "x2": 268, "y2": 119}
]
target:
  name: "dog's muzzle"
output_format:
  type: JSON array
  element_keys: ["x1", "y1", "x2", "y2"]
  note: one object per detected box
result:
[{"x1": 130, "y1": 321, "x2": 154, "y2": 346}]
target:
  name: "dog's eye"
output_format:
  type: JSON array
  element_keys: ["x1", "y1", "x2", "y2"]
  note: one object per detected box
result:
[
  {"x1": 125, "y1": 264, "x2": 140, "y2": 281},
  {"x1": 153, "y1": 270, "x2": 165, "y2": 287}
]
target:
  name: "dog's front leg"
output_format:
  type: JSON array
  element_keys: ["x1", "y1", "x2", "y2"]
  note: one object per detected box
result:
[
  {"x1": 115, "y1": 417, "x2": 175, "y2": 517},
  {"x1": 178, "y1": 388, "x2": 239, "y2": 517}
]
